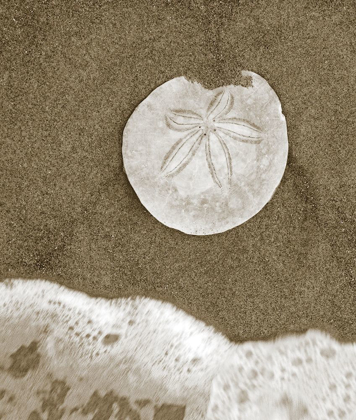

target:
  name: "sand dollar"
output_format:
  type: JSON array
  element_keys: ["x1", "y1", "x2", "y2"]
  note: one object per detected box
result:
[{"x1": 123, "y1": 73, "x2": 288, "y2": 235}]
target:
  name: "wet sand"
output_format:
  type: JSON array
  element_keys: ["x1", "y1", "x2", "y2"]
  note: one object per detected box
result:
[{"x1": 1, "y1": 0, "x2": 356, "y2": 346}]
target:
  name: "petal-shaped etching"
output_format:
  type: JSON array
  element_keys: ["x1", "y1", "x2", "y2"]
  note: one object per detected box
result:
[
  {"x1": 165, "y1": 116, "x2": 201, "y2": 132},
  {"x1": 161, "y1": 129, "x2": 204, "y2": 177},
  {"x1": 215, "y1": 118, "x2": 262, "y2": 144},
  {"x1": 214, "y1": 131, "x2": 232, "y2": 183},
  {"x1": 171, "y1": 109, "x2": 203, "y2": 120},
  {"x1": 205, "y1": 132, "x2": 233, "y2": 188},
  {"x1": 216, "y1": 119, "x2": 263, "y2": 144},
  {"x1": 206, "y1": 90, "x2": 234, "y2": 120},
  {"x1": 205, "y1": 133, "x2": 222, "y2": 188},
  {"x1": 217, "y1": 127, "x2": 262, "y2": 144},
  {"x1": 165, "y1": 109, "x2": 203, "y2": 132},
  {"x1": 217, "y1": 117, "x2": 262, "y2": 133}
]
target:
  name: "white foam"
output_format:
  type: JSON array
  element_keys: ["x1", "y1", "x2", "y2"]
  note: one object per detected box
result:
[
  {"x1": 207, "y1": 329, "x2": 356, "y2": 420},
  {"x1": 0, "y1": 278, "x2": 233, "y2": 419},
  {"x1": 1, "y1": 279, "x2": 355, "y2": 420}
]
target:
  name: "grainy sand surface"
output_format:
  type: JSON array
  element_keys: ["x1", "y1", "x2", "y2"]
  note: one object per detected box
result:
[{"x1": 1, "y1": 0, "x2": 355, "y2": 345}]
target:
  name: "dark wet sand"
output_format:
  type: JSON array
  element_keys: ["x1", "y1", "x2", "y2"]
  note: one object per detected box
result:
[{"x1": 1, "y1": 0, "x2": 355, "y2": 344}]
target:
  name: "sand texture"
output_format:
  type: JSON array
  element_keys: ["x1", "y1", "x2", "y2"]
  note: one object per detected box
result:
[{"x1": 1, "y1": 0, "x2": 356, "y2": 345}]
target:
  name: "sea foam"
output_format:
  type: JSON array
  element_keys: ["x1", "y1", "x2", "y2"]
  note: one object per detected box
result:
[
  {"x1": 0, "y1": 279, "x2": 355, "y2": 420},
  {"x1": 0, "y1": 278, "x2": 232, "y2": 419}
]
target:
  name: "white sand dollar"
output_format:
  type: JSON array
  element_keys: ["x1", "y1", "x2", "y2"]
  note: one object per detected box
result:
[{"x1": 123, "y1": 72, "x2": 288, "y2": 235}]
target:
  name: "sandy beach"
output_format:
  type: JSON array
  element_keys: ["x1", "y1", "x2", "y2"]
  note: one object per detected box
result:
[{"x1": 1, "y1": 0, "x2": 355, "y2": 344}]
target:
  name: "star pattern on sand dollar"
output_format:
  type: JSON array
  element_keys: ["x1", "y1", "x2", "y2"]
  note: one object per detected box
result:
[{"x1": 161, "y1": 89, "x2": 264, "y2": 188}]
